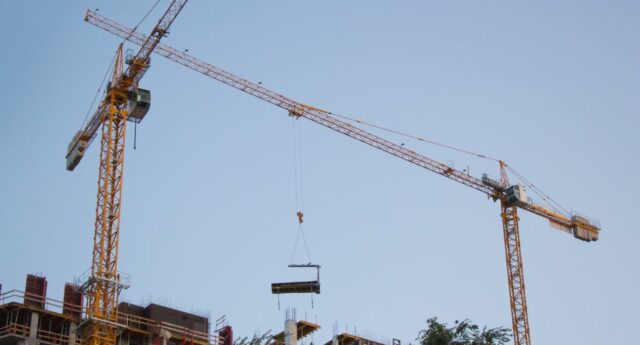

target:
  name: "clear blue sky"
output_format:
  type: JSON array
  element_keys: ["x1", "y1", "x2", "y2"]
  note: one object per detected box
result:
[{"x1": 1, "y1": 1, "x2": 638, "y2": 344}]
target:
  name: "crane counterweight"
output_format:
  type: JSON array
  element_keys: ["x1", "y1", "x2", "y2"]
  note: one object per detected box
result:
[
  {"x1": 571, "y1": 215, "x2": 599, "y2": 242},
  {"x1": 66, "y1": 131, "x2": 88, "y2": 171}
]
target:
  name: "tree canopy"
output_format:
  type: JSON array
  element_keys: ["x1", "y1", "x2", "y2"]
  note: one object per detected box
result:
[
  {"x1": 233, "y1": 331, "x2": 273, "y2": 345},
  {"x1": 416, "y1": 318, "x2": 511, "y2": 345}
]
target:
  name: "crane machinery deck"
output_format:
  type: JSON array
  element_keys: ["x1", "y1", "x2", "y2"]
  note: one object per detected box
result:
[{"x1": 80, "y1": 8, "x2": 601, "y2": 345}]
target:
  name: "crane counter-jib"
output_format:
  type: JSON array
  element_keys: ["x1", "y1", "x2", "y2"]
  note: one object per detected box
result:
[
  {"x1": 65, "y1": 103, "x2": 106, "y2": 171},
  {"x1": 65, "y1": 76, "x2": 135, "y2": 171},
  {"x1": 520, "y1": 203, "x2": 600, "y2": 242}
]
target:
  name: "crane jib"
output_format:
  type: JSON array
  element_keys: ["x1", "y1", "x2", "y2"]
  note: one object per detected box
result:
[
  {"x1": 84, "y1": 10, "x2": 601, "y2": 242},
  {"x1": 84, "y1": 9, "x2": 495, "y2": 198}
]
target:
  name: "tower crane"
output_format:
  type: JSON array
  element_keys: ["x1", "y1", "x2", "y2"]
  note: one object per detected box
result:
[
  {"x1": 83, "y1": 10, "x2": 601, "y2": 345},
  {"x1": 65, "y1": 3, "x2": 189, "y2": 345}
]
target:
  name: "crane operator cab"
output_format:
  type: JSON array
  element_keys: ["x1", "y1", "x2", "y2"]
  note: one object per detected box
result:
[
  {"x1": 127, "y1": 88, "x2": 151, "y2": 123},
  {"x1": 505, "y1": 184, "x2": 528, "y2": 207},
  {"x1": 271, "y1": 264, "x2": 321, "y2": 294}
]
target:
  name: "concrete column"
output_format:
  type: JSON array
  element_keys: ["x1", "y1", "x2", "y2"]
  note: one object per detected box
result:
[
  {"x1": 284, "y1": 319, "x2": 297, "y2": 345},
  {"x1": 68, "y1": 322, "x2": 78, "y2": 345},
  {"x1": 118, "y1": 331, "x2": 129, "y2": 345},
  {"x1": 332, "y1": 336, "x2": 338, "y2": 345},
  {"x1": 159, "y1": 329, "x2": 172, "y2": 345},
  {"x1": 28, "y1": 312, "x2": 39, "y2": 344}
]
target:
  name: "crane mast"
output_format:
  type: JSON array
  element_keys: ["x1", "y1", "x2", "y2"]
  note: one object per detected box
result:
[
  {"x1": 84, "y1": 10, "x2": 601, "y2": 345},
  {"x1": 501, "y1": 203, "x2": 530, "y2": 345},
  {"x1": 497, "y1": 162, "x2": 530, "y2": 345},
  {"x1": 83, "y1": 43, "x2": 128, "y2": 345},
  {"x1": 69, "y1": 3, "x2": 189, "y2": 345}
]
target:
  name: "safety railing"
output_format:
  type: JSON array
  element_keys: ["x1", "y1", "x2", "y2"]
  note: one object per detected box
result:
[{"x1": 0, "y1": 289, "x2": 222, "y2": 345}]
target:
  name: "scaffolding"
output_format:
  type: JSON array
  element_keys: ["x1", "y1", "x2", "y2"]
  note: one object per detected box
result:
[{"x1": 0, "y1": 288, "x2": 225, "y2": 345}]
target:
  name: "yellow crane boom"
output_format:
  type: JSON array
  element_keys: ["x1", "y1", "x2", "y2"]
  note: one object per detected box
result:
[{"x1": 83, "y1": 10, "x2": 601, "y2": 345}]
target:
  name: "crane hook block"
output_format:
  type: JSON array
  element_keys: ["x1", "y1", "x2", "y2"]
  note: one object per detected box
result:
[{"x1": 297, "y1": 211, "x2": 304, "y2": 224}]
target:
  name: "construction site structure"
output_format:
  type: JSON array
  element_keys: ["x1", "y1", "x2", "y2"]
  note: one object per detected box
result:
[
  {"x1": 327, "y1": 321, "x2": 393, "y2": 345},
  {"x1": 326, "y1": 333, "x2": 384, "y2": 345},
  {"x1": 83, "y1": 10, "x2": 602, "y2": 345},
  {"x1": 269, "y1": 310, "x2": 393, "y2": 345},
  {"x1": 2, "y1": 276, "x2": 397, "y2": 345},
  {"x1": 0, "y1": 275, "x2": 226, "y2": 345},
  {"x1": 269, "y1": 310, "x2": 320, "y2": 345},
  {"x1": 266, "y1": 308, "x2": 398, "y2": 345}
]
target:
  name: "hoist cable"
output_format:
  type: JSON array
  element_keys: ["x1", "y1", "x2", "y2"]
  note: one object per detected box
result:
[
  {"x1": 292, "y1": 119, "x2": 301, "y2": 211},
  {"x1": 290, "y1": 118, "x2": 312, "y2": 264},
  {"x1": 290, "y1": 223, "x2": 312, "y2": 264},
  {"x1": 297, "y1": 120, "x2": 305, "y2": 211},
  {"x1": 299, "y1": 223, "x2": 312, "y2": 263},
  {"x1": 290, "y1": 223, "x2": 301, "y2": 264}
]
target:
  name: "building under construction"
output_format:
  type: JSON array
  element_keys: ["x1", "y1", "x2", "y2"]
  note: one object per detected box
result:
[
  {"x1": 265, "y1": 309, "x2": 392, "y2": 345},
  {"x1": 0, "y1": 274, "x2": 230, "y2": 345},
  {"x1": 1, "y1": 275, "x2": 393, "y2": 345}
]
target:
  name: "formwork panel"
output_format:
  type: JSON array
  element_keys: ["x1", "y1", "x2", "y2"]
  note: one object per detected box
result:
[
  {"x1": 271, "y1": 281, "x2": 320, "y2": 294},
  {"x1": 24, "y1": 274, "x2": 47, "y2": 309},
  {"x1": 63, "y1": 283, "x2": 83, "y2": 318},
  {"x1": 219, "y1": 326, "x2": 233, "y2": 345}
]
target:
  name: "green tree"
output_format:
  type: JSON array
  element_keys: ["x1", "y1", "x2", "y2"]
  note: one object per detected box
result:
[
  {"x1": 416, "y1": 318, "x2": 511, "y2": 345},
  {"x1": 234, "y1": 331, "x2": 274, "y2": 345}
]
